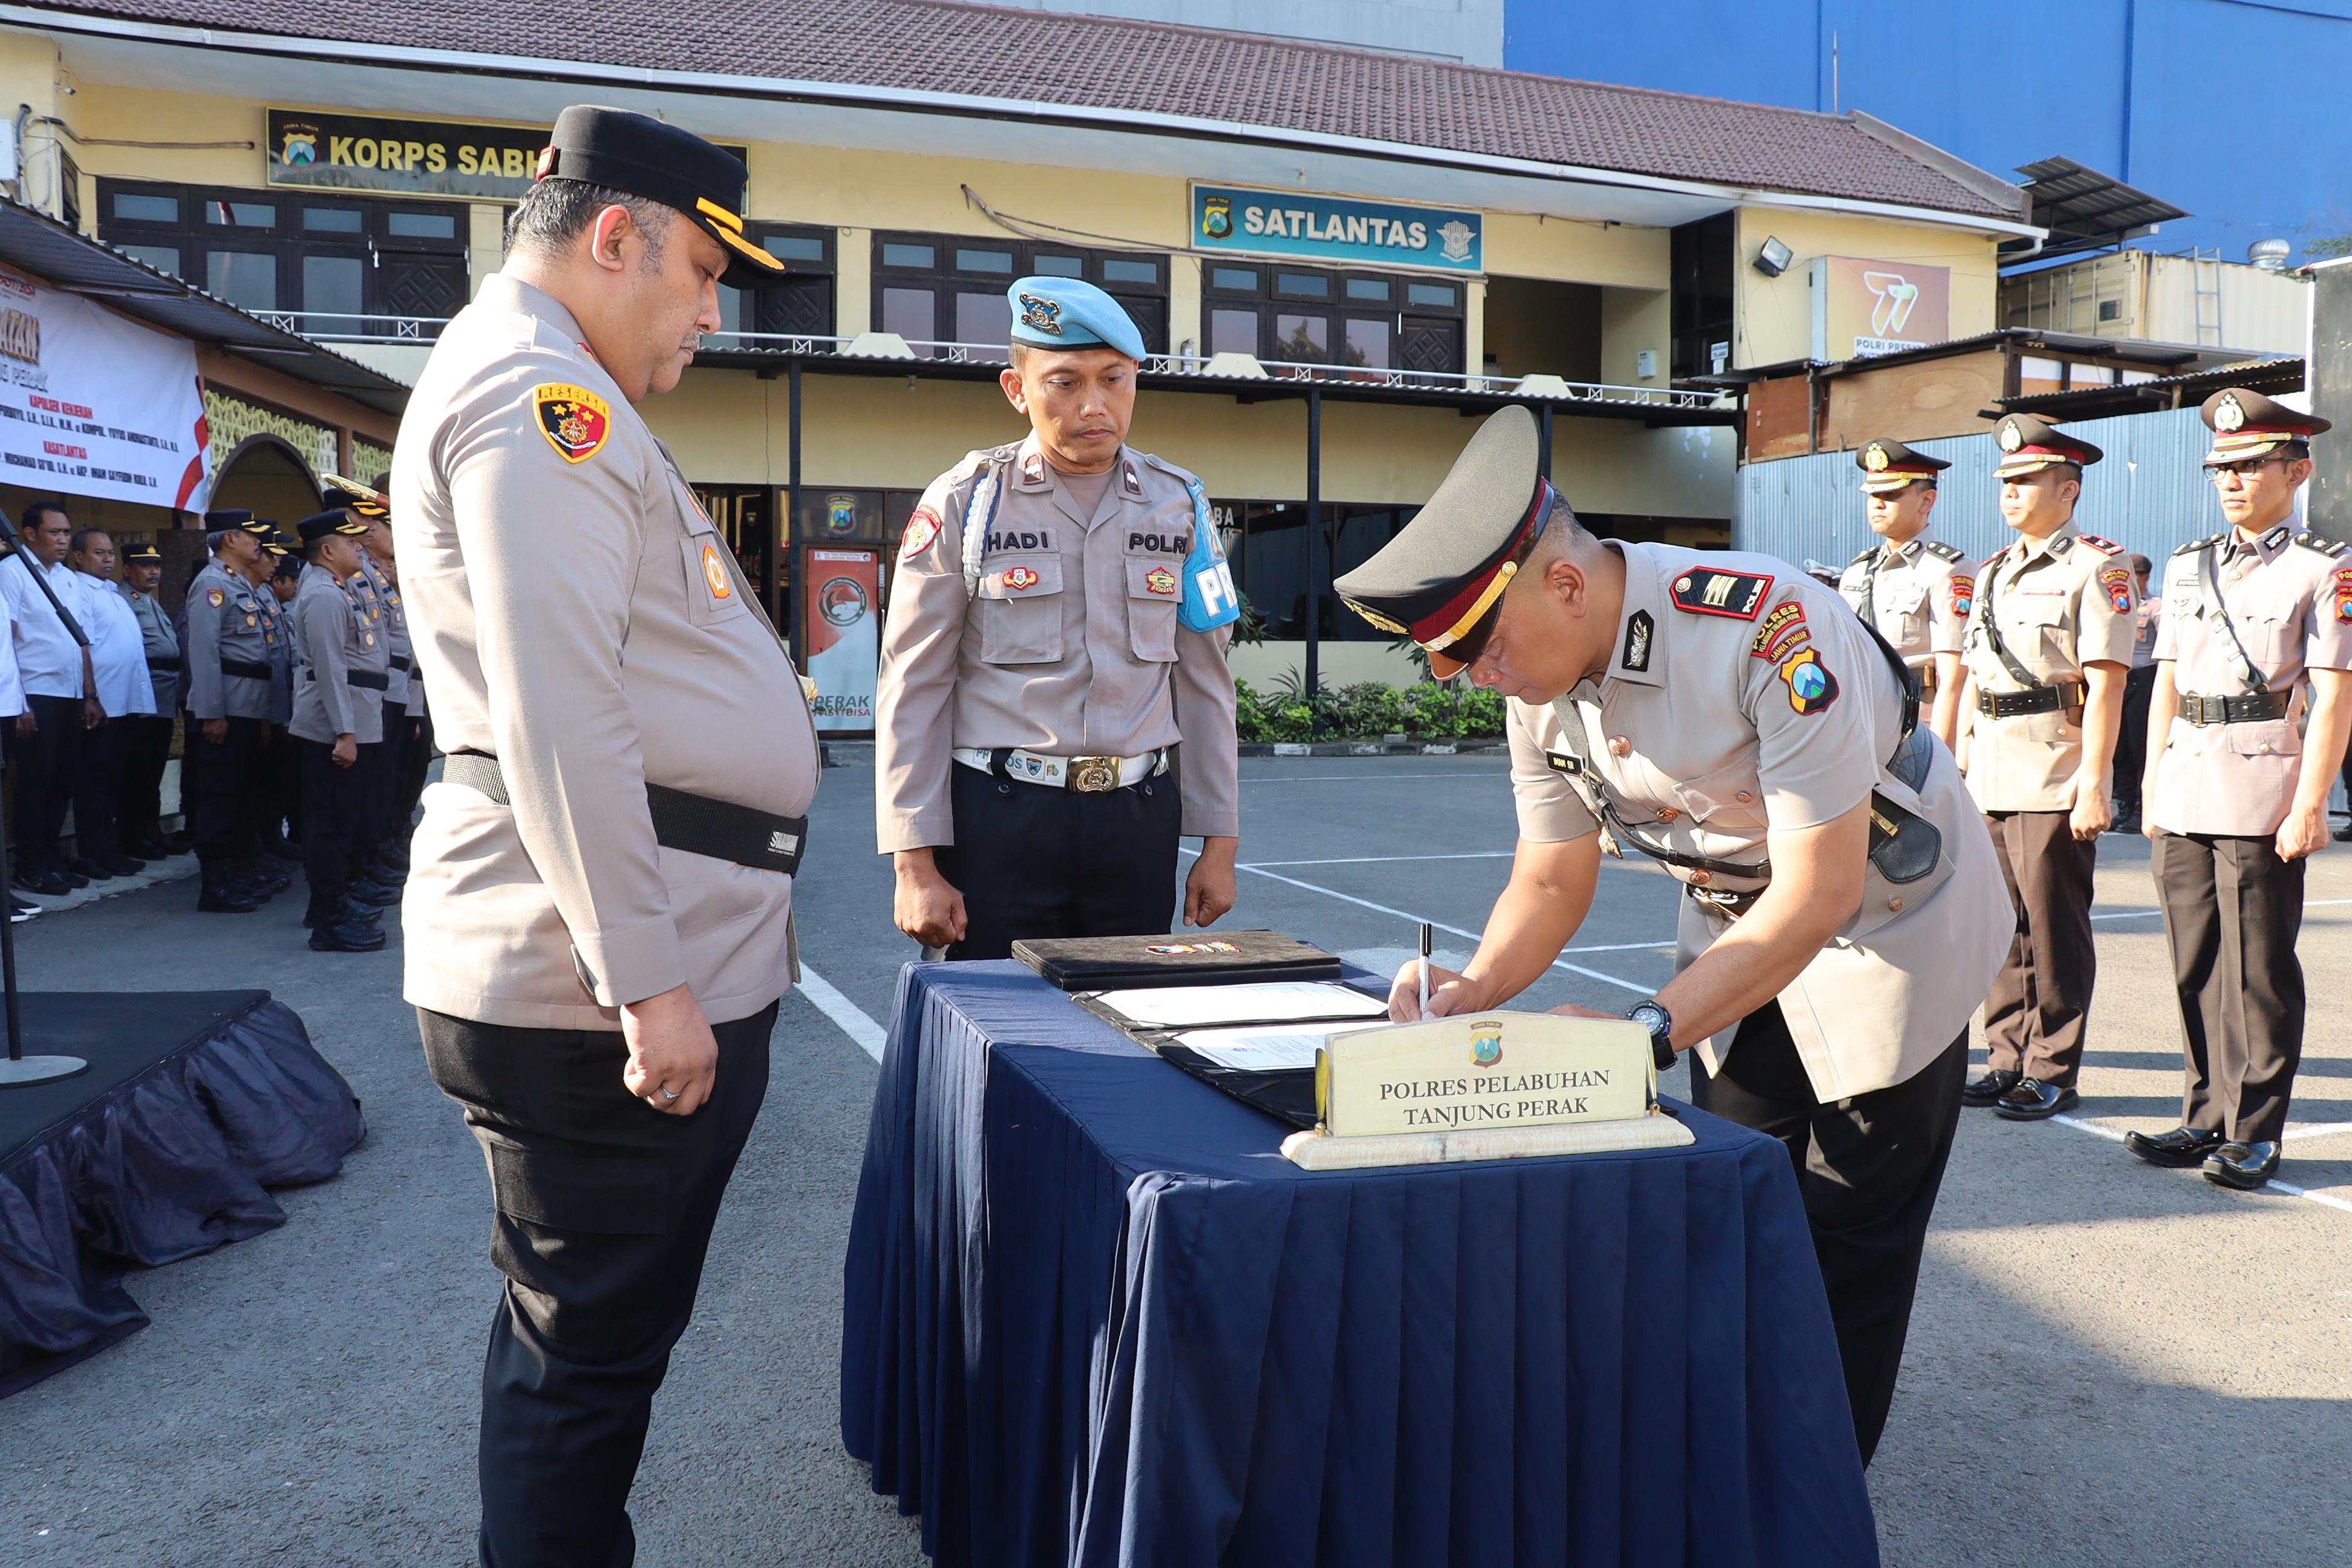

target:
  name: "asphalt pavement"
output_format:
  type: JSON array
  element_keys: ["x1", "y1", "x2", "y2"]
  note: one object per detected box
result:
[{"x1": 5, "y1": 754, "x2": 2348, "y2": 1566}]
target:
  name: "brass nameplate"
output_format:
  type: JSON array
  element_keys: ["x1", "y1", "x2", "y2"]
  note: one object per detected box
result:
[{"x1": 1316, "y1": 1011, "x2": 1654, "y2": 1137}]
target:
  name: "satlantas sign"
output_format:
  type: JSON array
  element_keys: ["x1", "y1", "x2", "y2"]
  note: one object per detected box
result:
[{"x1": 267, "y1": 109, "x2": 746, "y2": 202}]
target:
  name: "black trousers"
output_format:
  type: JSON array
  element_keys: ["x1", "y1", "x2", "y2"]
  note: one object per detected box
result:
[
  {"x1": 191, "y1": 716, "x2": 265, "y2": 879},
  {"x1": 11, "y1": 694, "x2": 85, "y2": 877},
  {"x1": 350, "y1": 720, "x2": 397, "y2": 874},
  {"x1": 419, "y1": 1001, "x2": 776, "y2": 1568},
  {"x1": 394, "y1": 702, "x2": 433, "y2": 844},
  {"x1": 116, "y1": 714, "x2": 174, "y2": 849},
  {"x1": 2154, "y1": 833, "x2": 2307, "y2": 1143},
  {"x1": 298, "y1": 736, "x2": 367, "y2": 914},
  {"x1": 71, "y1": 714, "x2": 128, "y2": 864},
  {"x1": 1690, "y1": 1004, "x2": 1967, "y2": 1467},
  {"x1": 2115, "y1": 664, "x2": 2158, "y2": 809},
  {"x1": 935, "y1": 758, "x2": 1181, "y2": 961}
]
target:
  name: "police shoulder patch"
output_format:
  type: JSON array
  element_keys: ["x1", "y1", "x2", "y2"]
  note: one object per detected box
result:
[
  {"x1": 534, "y1": 384, "x2": 612, "y2": 463},
  {"x1": 204, "y1": 587, "x2": 224, "y2": 607},
  {"x1": 1668, "y1": 567, "x2": 1774, "y2": 621},
  {"x1": 2099, "y1": 566, "x2": 2133, "y2": 613},
  {"x1": 1924, "y1": 540, "x2": 1965, "y2": 563},
  {"x1": 901, "y1": 506, "x2": 942, "y2": 560},
  {"x1": 2076, "y1": 532, "x2": 2123, "y2": 556},
  {"x1": 1777, "y1": 645, "x2": 1840, "y2": 716}
]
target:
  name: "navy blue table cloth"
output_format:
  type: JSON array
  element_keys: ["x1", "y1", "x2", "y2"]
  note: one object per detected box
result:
[{"x1": 841, "y1": 961, "x2": 1878, "y2": 1568}]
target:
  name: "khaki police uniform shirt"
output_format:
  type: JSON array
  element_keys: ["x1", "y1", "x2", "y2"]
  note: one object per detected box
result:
[
  {"x1": 1959, "y1": 521, "x2": 2138, "y2": 812},
  {"x1": 1505, "y1": 543, "x2": 2011, "y2": 1101},
  {"x1": 289, "y1": 562, "x2": 388, "y2": 745},
  {"x1": 2149, "y1": 524, "x2": 2352, "y2": 835},
  {"x1": 1835, "y1": 531, "x2": 1975, "y2": 675},
  {"x1": 393, "y1": 275, "x2": 821, "y2": 1031},
  {"x1": 874, "y1": 433, "x2": 1240, "y2": 854},
  {"x1": 181, "y1": 558, "x2": 278, "y2": 722}
]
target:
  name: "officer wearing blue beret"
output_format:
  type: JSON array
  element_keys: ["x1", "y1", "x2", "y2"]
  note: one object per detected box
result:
[{"x1": 877, "y1": 276, "x2": 1242, "y2": 958}]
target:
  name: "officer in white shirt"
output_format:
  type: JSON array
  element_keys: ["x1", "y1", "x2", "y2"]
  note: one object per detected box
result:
[
  {"x1": 2, "y1": 500, "x2": 98, "y2": 895},
  {"x1": 65, "y1": 527, "x2": 157, "y2": 879}
]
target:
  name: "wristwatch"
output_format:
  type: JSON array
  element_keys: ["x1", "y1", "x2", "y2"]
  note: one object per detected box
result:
[{"x1": 1626, "y1": 1000, "x2": 1675, "y2": 1072}]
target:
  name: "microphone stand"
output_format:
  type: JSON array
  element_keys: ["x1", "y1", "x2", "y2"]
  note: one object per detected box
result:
[{"x1": 0, "y1": 509, "x2": 88, "y2": 1086}]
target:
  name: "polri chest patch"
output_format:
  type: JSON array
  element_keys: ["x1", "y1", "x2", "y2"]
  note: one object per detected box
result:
[
  {"x1": 1670, "y1": 568, "x2": 1774, "y2": 621},
  {"x1": 534, "y1": 384, "x2": 612, "y2": 464}
]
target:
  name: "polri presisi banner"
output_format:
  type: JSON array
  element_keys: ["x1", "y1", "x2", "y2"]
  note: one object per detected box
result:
[
  {"x1": 1809, "y1": 255, "x2": 1952, "y2": 360},
  {"x1": 803, "y1": 547, "x2": 881, "y2": 733},
  {"x1": 1194, "y1": 184, "x2": 1481, "y2": 274},
  {"x1": 269, "y1": 109, "x2": 747, "y2": 203},
  {"x1": 0, "y1": 266, "x2": 208, "y2": 510}
]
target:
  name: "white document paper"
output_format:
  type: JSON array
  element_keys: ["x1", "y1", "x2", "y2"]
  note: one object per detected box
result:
[
  {"x1": 1172, "y1": 1019, "x2": 1385, "y2": 1071},
  {"x1": 1090, "y1": 980, "x2": 1390, "y2": 1029}
]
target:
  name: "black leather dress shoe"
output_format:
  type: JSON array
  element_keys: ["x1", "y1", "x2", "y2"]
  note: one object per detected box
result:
[
  {"x1": 100, "y1": 853, "x2": 146, "y2": 877},
  {"x1": 1994, "y1": 1078, "x2": 2080, "y2": 1120},
  {"x1": 309, "y1": 916, "x2": 387, "y2": 953},
  {"x1": 346, "y1": 878, "x2": 402, "y2": 908},
  {"x1": 2203, "y1": 1142, "x2": 2281, "y2": 1190},
  {"x1": 67, "y1": 857, "x2": 113, "y2": 882},
  {"x1": 12, "y1": 870, "x2": 69, "y2": 897},
  {"x1": 1962, "y1": 1068, "x2": 2022, "y2": 1107},
  {"x1": 197, "y1": 883, "x2": 262, "y2": 914},
  {"x1": 302, "y1": 898, "x2": 384, "y2": 930},
  {"x1": 2123, "y1": 1126, "x2": 2228, "y2": 1167}
]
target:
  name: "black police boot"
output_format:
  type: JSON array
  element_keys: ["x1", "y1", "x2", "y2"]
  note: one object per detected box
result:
[
  {"x1": 302, "y1": 897, "x2": 384, "y2": 930},
  {"x1": 2123, "y1": 1126, "x2": 2227, "y2": 1168},
  {"x1": 2203, "y1": 1142, "x2": 2282, "y2": 1191},
  {"x1": 197, "y1": 879, "x2": 263, "y2": 914},
  {"x1": 345, "y1": 878, "x2": 402, "y2": 908},
  {"x1": 67, "y1": 857, "x2": 115, "y2": 883},
  {"x1": 1993, "y1": 1077, "x2": 2080, "y2": 1121},
  {"x1": 1962, "y1": 1068, "x2": 2022, "y2": 1108},
  {"x1": 309, "y1": 913, "x2": 388, "y2": 953}
]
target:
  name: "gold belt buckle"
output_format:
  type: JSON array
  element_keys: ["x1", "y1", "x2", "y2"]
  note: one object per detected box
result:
[{"x1": 1068, "y1": 755, "x2": 1121, "y2": 793}]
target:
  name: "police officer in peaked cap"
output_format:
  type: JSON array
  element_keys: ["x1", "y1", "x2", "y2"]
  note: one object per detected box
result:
[
  {"x1": 1344, "y1": 405, "x2": 2012, "y2": 1465},
  {"x1": 875, "y1": 275, "x2": 1241, "y2": 960},
  {"x1": 1838, "y1": 438, "x2": 1976, "y2": 748},
  {"x1": 393, "y1": 105, "x2": 820, "y2": 1563}
]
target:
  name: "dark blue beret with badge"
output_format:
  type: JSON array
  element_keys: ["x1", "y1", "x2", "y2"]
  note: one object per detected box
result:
[
  {"x1": 1007, "y1": 276, "x2": 1148, "y2": 362},
  {"x1": 533, "y1": 105, "x2": 785, "y2": 291},
  {"x1": 1333, "y1": 405, "x2": 1561, "y2": 679}
]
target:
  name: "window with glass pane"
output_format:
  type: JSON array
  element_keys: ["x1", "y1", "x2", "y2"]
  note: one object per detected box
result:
[
  {"x1": 955, "y1": 290, "x2": 1012, "y2": 349},
  {"x1": 302, "y1": 207, "x2": 363, "y2": 234},
  {"x1": 1210, "y1": 267, "x2": 1258, "y2": 293},
  {"x1": 714, "y1": 284, "x2": 746, "y2": 336},
  {"x1": 1210, "y1": 309, "x2": 1259, "y2": 358},
  {"x1": 1273, "y1": 313, "x2": 1328, "y2": 361},
  {"x1": 955, "y1": 247, "x2": 1013, "y2": 274},
  {"x1": 881, "y1": 243, "x2": 936, "y2": 270},
  {"x1": 1344, "y1": 277, "x2": 1392, "y2": 302},
  {"x1": 1101, "y1": 258, "x2": 1158, "y2": 285},
  {"x1": 206, "y1": 250, "x2": 276, "y2": 310},
  {"x1": 117, "y1": 244, "x2": 180, "y2": 277},
  {"x1": 1033, "y1": 253, "x2": 1085, "y2": 277},
  {"x1": 112, "y1": 192, "x2": 177, "y2": 224},
  {"x1": 206, "y1": 201, "x2": 275, "y2": 228},
  {"x1": 1343, "y1": 318, "x2": 1390, "y2": 369},
  {"x1": 302, "y1": 255, "x2": 364, "y2": 322},
  {"x1": 883, "y1": 287, "x2": 936, "y2": 353},
  {"x1": 387, "y1": 211, "x2": 457, "y2": 240},
  {"x1": 764, "y1": 234, "x2": 826, "y2": 263},
  {"x1": 1407, "y1": 282, "x2": 1457, "y2": 307},
  {"x1": 1276, "y1": 272, "x2": 1331, "y2": 298}
]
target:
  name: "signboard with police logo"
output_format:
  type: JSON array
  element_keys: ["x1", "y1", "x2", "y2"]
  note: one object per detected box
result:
[
  {"x1": 269, "y1": 108, "x2": 746, "y2": 203},
  {"x1": 1192, "y1": 184, "x2": 1481, "y2": 274}
]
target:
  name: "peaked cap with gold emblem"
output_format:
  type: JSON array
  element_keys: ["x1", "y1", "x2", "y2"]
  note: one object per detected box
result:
[
  {"x1": 319, "y1": 472, "x2": 389, "y2": 520},
  {"x1": 532, "y1": 106, "x2": 784, "y2": 290},
  {"x1": 1333, "y1": 405, "x2": 1561, "y2": 679},
  {"x1": 1992, "y1": 413, "x2": 2103, "y2": 480},
  {"x1": 2200, "y1": 387, "x2": 2329, "y2": 467},
  {"x1": 1855, "y1": 436, "x2": 1951, "y2": 495}
]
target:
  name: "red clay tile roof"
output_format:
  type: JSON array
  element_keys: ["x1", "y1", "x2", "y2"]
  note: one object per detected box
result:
[{"x1": 33, "y1": 0, "x2": 2026, "y2": 221}]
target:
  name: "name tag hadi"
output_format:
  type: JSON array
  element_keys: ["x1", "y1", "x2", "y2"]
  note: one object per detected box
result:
[{"x1": 1316, "y1": 1013, "x2": 1655, "y2": 1137}]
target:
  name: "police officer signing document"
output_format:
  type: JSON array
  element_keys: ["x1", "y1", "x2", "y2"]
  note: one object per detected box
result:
[
  {"x1": 1342, "y1": 408, "x2": 2010, "y2": 1465},
  {"x1": 393, "y1": 107, "x2": 818, "y2": 1567},
  {"x1": 2129, "y1": 390, "x2": 2352, "y2": 1191},
  {"x1": 877, "y1": 277, "x2": 1240, "y2": 958}
]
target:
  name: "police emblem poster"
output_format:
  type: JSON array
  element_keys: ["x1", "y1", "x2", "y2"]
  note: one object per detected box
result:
[
  {"x1": 802, "y1": 547, "x2": 880, "y2": 733},
  {"x1": 0, "y1": 267, "x2": 209, "y2": 510}
]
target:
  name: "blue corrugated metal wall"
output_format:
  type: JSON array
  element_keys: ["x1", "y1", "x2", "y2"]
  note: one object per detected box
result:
[{"x1": 1733, "y1": 407, "x2": 2236, "y2": 569}]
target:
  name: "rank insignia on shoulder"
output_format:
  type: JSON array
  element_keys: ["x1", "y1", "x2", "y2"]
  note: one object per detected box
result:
[
  {"x1": 1777, "y1": 645, "x2": 1839, "y2": 715},
  {"x1": 1849, "y1": 546, "x2": 1877, "y2": 566},
  {"x1": 2296, "y1": 531, "x2": 2350, "y2": 558},
  {"x1": 2174, "y1": 535, "x2": 2215, "y2": 557},
  {"x1": 1670, "y1": 568, "x2": 1773, "y2": 621},
  {"x1": 2077, "y1": 532, "x2": 2123, "y2": 555},
  {"x1": 2099, "y1": 567, "x2": 2132, "y2": 613},
  {"x1": 900, "y1": 506, "x2": 941, "y2": 560},
  {"x1": 1926, "y1": 540, "x2": 1965, "y2": 563},
  {"x1": 534, "y1": 384, "x2": 612, "y2": 464},
  {"x1": 205, "y1": 588, "x2": 223, "y2": 607}
]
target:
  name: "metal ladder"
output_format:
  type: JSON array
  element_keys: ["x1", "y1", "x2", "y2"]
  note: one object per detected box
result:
[{"x1": 2187, "y1": 246, "x2": 2223, "y2": 346}]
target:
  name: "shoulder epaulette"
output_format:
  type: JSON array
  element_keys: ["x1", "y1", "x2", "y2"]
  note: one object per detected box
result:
[
  {"x1": 2076, "y1": 532, "x2": 2123, "y2": 555},
  {"x1": 1924, "y1": 540, "x2": 1965, "y2": 563},
  {"x1": 2292, "y1": 530, "x2": 2349, "y2": 558},
  {"x1": 1138, "y1": 450, "x2": 1201, "y2": 488},
  {"x1": 1848, "y1": 545, "x2": 1877, "y2": 567},
  {"x1": 2174, "y1": 534, "x2": 2219, "y2": 557}
]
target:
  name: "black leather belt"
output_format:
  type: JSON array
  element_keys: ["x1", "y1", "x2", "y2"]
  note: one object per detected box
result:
[
  {"x1": 348, "y1": 670, "x2": 389, "y2": 691},
  {"x1": 2178, "y1": 689, "x2": 2290, "y2": 725},
  {"x1": 221, "y1": 658, "x2": 272, "y2": 681},
  {"x1": 146, "y1": 656, "x2": 178, "y2": 671},
  {"x1": 442, "y1": 750, "x2": 806, "y2": 876},
  {"x1": 389, "y1": 655, "x2": 411, "y2": 672},
  {"x1": 1977, "y1": 682, "x2": 2085, "y2": 719}
]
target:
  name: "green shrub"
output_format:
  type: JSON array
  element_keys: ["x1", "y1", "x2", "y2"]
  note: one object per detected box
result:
[{"x1": 1232, "y1": 678, "x2": 1503, "y2": 742}]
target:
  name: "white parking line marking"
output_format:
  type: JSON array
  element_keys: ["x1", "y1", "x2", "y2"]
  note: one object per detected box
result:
[
  {"x1": 1243, "y1": 852, "x2": 1517, "y2": 867},
  {"x1": 1243, "y1": 771, "x2": 1503, "y2": 784},
  {"x1": 795, "y1": 964, "x2": 887, "y2": 1063}
]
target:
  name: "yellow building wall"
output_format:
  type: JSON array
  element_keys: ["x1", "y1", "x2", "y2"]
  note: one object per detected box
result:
[{"x1": 1732, "y1": 206, "x2": 2001, "y2": 370}]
